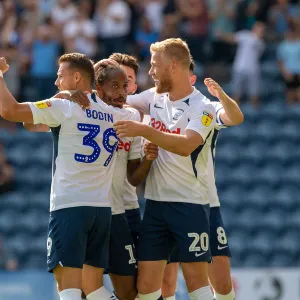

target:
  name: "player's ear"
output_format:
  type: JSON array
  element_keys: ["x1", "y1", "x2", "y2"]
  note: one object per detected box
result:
[
  {"x1": 190, "y1": 75, "x2": 197, "y2": 85},
  {"x1": 132, "y1": 84, "x2": 137, "y2": 94},
  {"x1": 74, "y1": 72, "x2": 81, "y2": 83}
]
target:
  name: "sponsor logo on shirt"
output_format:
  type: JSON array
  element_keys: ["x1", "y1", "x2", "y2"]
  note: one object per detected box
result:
[
  {"x1": 202, "y1": 111, "x2": 213, "y2": 127},
  {"x1": 35, "y1": 100, "x2": 52, "y2": 109},
  {"x1": 150, "y1": 117, "x2": 181, "y2": 134},
  {"x1": 118, "y1": 140, "x2": 131, "y2": 152}
]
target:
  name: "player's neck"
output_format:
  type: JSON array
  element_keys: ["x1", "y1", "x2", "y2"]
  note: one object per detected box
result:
[
  {"x1": 77, "y1": 83, "x2": 92, "y2": 93},
  {"x1": 168, "y1": 78, "x2": 194, "y2": 101}
]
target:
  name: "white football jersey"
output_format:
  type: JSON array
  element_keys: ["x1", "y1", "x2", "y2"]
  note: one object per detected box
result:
[
  {"x1": 29, "y1": 94, "x2": 134, "y2": 212},
  {"x1": 127, "y1": 87, "x2": 216, "y2": 205},
  {"x1": 111, "y1": 107, "x2": 141, "y2": 215},
  {"x1": 207, "y1": 101, "x2": 227, "y2": 207},
  {"x1": 122, "y1": 113, "x2": 151, "y2": 211}
]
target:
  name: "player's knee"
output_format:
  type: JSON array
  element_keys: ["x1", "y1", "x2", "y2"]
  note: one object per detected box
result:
[
  {"x1": 181, "y1": 262, "x2": 209, "y2": 292},
  {"x1": 210, "y1": 275, "x2": 232, "y2": 295},
  {"x1": 209, "y1": 257, "x2": 232, "y2": 294},
  {"x1": 114, "y1": 286, "x2": 137, "y2": 300},
  {"x1": 161, "y1": 277, "x2": 177, "y2": 297},
  {"x1": 53, "y1": 265, "x2": 82, "y2": 292}
]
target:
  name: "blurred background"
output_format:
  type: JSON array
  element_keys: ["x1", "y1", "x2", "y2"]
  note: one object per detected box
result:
[{"x1": 0, "y1": 0, "x2": 300, "y2": 299}]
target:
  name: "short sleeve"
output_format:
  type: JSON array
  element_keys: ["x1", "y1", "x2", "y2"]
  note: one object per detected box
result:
[
  {"x1": 128, "y1": 136, "x2": 142, "y2": 160},
  {"x1": 127, "y1": 88, "x2": 155, "y2": 115},
  {"x1": 210, "y1": 101, "x2": 228, "y2": 130},
  {"x1": 126, "y1": 107, "x2": 142, "y2": 160},
  {"x1": 235, "y1": 31, "x2": 248, "y2": 43},
  {"x1": 186, "y1": 102, "x2": 216, "y2": 141},
  {"x1": 28, "y1": 99, "x2": 72, "y2": 127}
]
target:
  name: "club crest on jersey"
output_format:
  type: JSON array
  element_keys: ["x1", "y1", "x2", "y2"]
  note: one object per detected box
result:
[
  {"x1": 173, "y1": 108, "x2": 184, "y2": 121},
  {"x1": 35, "y1": 100, "x2": 52, "y2": 109},
  {"x1": 202, "y1": 111, "x2": 213, "y2": 127}
]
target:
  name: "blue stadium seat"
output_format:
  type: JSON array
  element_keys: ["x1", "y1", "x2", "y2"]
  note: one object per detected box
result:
[
  {"x1": 0, "y1": 192, "x2": 28, "y2": 212},
  {"x1": 6, "y1": 234, "x2": 32, "y2": 258},
  {"x1": 0, "y1": 210, "x2": 21, "y2": 235},
  {"x1": 19, "y1": 210, "x2": 48, "y2": 235}
]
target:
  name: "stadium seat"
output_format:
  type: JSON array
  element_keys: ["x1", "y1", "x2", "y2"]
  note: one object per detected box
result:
[{"x1": 0, "y1": 210, "x2": 21, "y2": 236}]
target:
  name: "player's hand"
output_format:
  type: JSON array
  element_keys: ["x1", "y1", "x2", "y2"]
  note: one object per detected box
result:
[
  {"x1": 144, "y1": 142, "x2": 159, "y2": 161},
  {"x1": 0, "y1": 57, "x2": 9, "y2": 74},
  {"x1": 204, "y1": 78, "x2": 225, "y2": 100},
  {"x1": 54, "y1": 90, "x2": 90, "y2": 109},
  {"x1": 114, "y1": 120, "x2": 144, "y2": 138}
]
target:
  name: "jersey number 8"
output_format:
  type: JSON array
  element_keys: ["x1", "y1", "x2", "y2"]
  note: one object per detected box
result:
[{"x1": 74, "y1": 123, "x2": 118, "y2": 166}]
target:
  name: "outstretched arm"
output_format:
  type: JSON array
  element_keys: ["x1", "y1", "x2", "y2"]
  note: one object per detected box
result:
[
  {"x1": 114, "y1": 121, "x2": 204, "y2": 157},
  {"x1": 23, "y1": 123, "x2": 50, "y2": 132},
  {"x1": 204, "y1": 78, "x2": 244, "y2": 126},
  {"x1": 0, "y1": 58, "x2": 33, "y2": 123}
]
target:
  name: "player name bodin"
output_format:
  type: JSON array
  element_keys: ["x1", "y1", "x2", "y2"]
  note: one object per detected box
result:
[{"x1": 85, "y1": 109, "x2": 114, "y2": 123}]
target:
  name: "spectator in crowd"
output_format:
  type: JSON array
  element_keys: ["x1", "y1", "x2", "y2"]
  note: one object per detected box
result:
[
  {"x1": 178, "y1": 0, "x2": 209, "y2": 64},
  {"x1": 277, "y1": 29, "x2": 300, "y2": 104},
  {"x1": 143, "y1": 0, "x2": 165, "y2": 34},
  {"x1": 30, "y1": 20, "x2": 60, "y2": 100},
  {"x1": 95, "y1": 0, "x2": 131, "y2": 58},
  {"x1": 268, "y1": 0, "x2": 300, "y2": 39},
  {"x1": 208, "y1": 0, "x2": 237, "y2": 63},
  {"x1": 135, "y1": 16, "x2": 159, "y2": 61},
  {"x1": 51, "y1": 0, "x2": 77, "y2": 33},
  {"x1": 218, "y1": 21, "x2": 265, "y2": 106},
  {"x1": 0, "y1": 144, "x2": 14, "y2": 194},
  {"x1": 63, "y1": 1, "x2": 97, "y2": 58},
  {"x1": 0, "y1": 235, "x2": 18, "y2": 271}
]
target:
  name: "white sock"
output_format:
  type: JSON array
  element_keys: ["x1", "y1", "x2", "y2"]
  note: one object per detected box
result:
[
  {"x1": 139, "y1": 289, "x2": 162, "y2": 300},
  {"x1": 214, "y1": 288, "x2": 235, "y2": 300},
  {"x1": 59, "y1": 288, "x2": 82, "y2": 300},
  {"x1": 87, "y1": 286, "x2": 113, "y2": 300},
  {"x1": 188, "y1": 286, "x2": 213, "y2": 300},
  {"x1": 164, "y1": 296, "x2": 175, "y2": 300}
]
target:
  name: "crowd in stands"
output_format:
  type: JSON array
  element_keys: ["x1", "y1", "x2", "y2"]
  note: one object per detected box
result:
[{"x1": 1, "y1": 0, "x2": 300, "y2": 271}]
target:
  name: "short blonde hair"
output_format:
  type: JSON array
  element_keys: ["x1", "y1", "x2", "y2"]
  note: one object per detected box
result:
[{"x1": 150, "y1": 38, "x2": 191, "y2": 68}]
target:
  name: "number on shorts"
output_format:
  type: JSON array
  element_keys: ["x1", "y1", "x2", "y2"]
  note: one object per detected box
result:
[
  {"x1": 125, "y1": 245, "x2": 136, "y2": 264},
  {"x1": 188, "y1": 233, "x2": 209, "y2": 252},
  {"x1": 217, "y1": 227, "x2": 227, "y2": 245}
]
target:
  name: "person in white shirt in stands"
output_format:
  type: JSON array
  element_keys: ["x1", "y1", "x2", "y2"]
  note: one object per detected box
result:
[
  {"x1": 114, "y1": 38, "x2": 216, "y2": 300},
  {"x1": 161, "y1": 62, "x2": 243, "y2": 300},
  {"x1": 218, "y1": 21, "x2": 265, "y2": 106},
  {"x1": 0, "y1": 53, "x2": 135, "y2": 300}
]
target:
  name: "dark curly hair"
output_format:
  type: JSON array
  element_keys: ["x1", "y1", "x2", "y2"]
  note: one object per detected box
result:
[{"x1": 95, "y1": 60, "x2": 125, "y2": 86}]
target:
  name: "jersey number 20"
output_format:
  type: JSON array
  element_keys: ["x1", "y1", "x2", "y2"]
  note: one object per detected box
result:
[{"x1": 74, "y1": 123, "x2": 118, "y2": 166}]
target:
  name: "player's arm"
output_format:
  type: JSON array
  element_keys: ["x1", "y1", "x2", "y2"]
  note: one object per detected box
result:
[
  {"x1": 115, "y1": 112, "x2": 215, "y2": 157},
  {"x1": 23, "y1": 123, "x2": 50, "y2": 132},
  {"x1": 127, "y1": 142, "x2": 158, "y2": 187},
  {"x1": 204, "y1": 78, "x2": 244, "y2": 126},
  {"x1": 126, "y1": 88, "x2": 155, "y2": 114},
  {"x1": 0, "y1": 59, "x2": 34, "y2": 123}
]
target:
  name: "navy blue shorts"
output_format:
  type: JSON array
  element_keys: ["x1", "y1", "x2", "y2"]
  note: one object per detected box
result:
[
  {"x1": 107, "y1": 213, "x2": 137, "y2": 276},
  {"x1": 169, "y1": 206, "x2": 231, "y2": 262},
  {"x1": 47, "y1": 206, "x2": 111, "y2": 272},
  {"x1": 125, "y1": 208, "x2": 141, "y2": 247},
  {"x1": 138, "y1": 200, "x2": 211, "y2": 263},
  {"x1": 209, "y1": 207, "x2": 231, "y2": 257}
]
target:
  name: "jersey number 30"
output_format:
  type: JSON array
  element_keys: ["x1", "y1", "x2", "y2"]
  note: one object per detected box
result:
[{"x1": 74, "y1": 123, "x2": 118, "y2": 166}]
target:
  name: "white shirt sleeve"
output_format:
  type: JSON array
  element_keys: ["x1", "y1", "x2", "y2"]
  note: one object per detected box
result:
[
  {"x1": 127, "y1": 88, "x2": 155, "y2": 114},
  {"x1": 210, "y1": 101, "x2": 228, "y2": 130},
  {"x1": 235, "y1": 30, "x2": 248, "y2": 43},
  {"x1": 28, "y1": 99, "x2": 72, "y2": 127},
  {"x1": 128, "y1": 108, "x2": 142, "y2": 160},
  {"x1": 186, "y1": 102, "x2": 216, "y2": 141}
]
